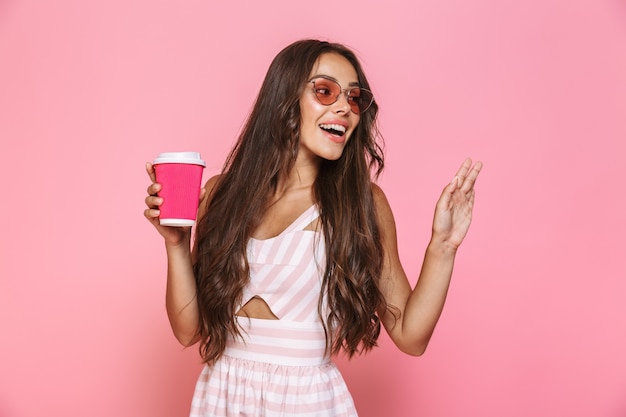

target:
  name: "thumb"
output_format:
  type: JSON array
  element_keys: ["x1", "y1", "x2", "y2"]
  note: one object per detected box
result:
[{"x1": 436, "y1": 176, "x2": 458, "y2": 210}]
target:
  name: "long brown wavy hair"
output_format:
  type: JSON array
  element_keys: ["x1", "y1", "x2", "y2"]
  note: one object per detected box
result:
[{"x1": 193, "y1": 39, "x2": 388, "y2": 365}]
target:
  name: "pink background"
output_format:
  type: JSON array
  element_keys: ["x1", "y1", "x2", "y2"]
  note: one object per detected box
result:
[{"x1": 1, "y1": 1, "x2": 625, "y2": 416}]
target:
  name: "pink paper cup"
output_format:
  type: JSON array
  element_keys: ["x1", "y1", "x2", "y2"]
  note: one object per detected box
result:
[{"x1": 153, "y1": 152, "x2": 206, "y2": 227}]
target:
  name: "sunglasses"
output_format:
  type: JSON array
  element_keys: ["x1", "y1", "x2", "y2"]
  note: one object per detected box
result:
[{"x1": 309, "y1": 77, "x2": 374, "y2": 115}]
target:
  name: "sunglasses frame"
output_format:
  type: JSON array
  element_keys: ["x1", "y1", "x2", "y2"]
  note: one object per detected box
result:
[{"x1": 308, "y1": 77, "x2": 374, "y2": 115}]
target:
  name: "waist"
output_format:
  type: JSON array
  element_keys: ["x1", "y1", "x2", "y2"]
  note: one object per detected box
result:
[{"x1": 224, "y1": 316, "x2": 330, "y2": 366}]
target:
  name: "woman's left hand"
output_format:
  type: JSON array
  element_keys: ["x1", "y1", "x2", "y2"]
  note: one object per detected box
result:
[{"x1": 431, "y1": 158, "x2": 483, "y2": 250}]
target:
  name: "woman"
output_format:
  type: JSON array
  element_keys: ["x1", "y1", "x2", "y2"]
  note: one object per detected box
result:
[{"x1": 144, "y1": 39, "x2": 482, "y2": 416}]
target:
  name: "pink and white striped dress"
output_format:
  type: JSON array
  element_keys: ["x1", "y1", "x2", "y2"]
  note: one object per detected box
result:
[{"x1": 189, "y1": 205, "x2": 359, "y2": 417}]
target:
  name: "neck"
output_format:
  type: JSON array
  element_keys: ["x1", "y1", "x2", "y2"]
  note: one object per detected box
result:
[{"x1": 276, "y1": 154, "x2": 320, "y2": 195}]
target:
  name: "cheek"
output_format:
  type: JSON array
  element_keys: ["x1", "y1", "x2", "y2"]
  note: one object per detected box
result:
[
  {"x1": 300, "y1": 93, "x2": 330, "y2": 118},
  {"x1": 346, "y1": 116, "x2": 361, "y2": 138},
  {"x1": 300, "y1": 110, "x2": 316, "y2": 132}
]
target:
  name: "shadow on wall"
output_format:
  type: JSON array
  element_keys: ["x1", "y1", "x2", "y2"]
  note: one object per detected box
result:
[
  {"x1": 614, "y1": 0, "x2": 626, "y2": 33},
  {"x1": 0, "y1": 0, "x2": 18, "y2": 24},
  {"x1": 337, "y1": 340, "x2": 427, "y2": 417},
  {"x1": 126, "y1": 312, "x2": 202, "y2": 416},
  {"x1": 0, "y1": 399, "x2": 15, "y2": 417}
]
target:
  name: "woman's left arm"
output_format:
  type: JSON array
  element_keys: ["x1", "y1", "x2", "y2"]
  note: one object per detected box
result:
[{"x1": 376, "y1": 158, "x2": 482, "y2": 356}]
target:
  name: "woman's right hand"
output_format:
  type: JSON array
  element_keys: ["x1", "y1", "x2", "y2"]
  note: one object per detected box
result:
[{"x1": 143, "y1": 162, "x2": 204, "y2": 246}]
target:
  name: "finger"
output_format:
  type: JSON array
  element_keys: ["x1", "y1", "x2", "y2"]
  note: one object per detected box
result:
[
  {"x1": 464, "y1": 187, "x2": 476, "y2": 206},
  {"x1": 146, "y1": 162, "x2": 157, "y2": 183},
  {"x1": 454, "y1": 158, "x2": 473, "y2": 182},
  {"x1": 144, "y1": 208, "x2": 160, "y2": 220},
  {"x1": 147, "y1": 182, "x2": 161, "y2": 197},
  {"x1": 145, "y1": 195, "x2": 163, "y2": 209},
  {"x1": 437, "y1": 176, "x2": 458, "y2": 210},
  {"x1": 460, "y1": 161, "x2": 483, "y2": 193}
]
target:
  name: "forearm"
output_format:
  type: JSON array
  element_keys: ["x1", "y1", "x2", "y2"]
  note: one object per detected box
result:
[
  {"x1": 164, "y1": 240, "x2": 200, "y2": 346},
  {"x1": 374, "y1": 160, "x2": 481, "y2": 356},
  {"x1": 400, "y1": 239, "x2": 457, "y2": 355}
]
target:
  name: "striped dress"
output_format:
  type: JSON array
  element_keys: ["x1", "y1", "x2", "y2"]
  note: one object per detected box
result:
[{"x1": 189, "y1": 205, "x2": 359, "y2": 417}]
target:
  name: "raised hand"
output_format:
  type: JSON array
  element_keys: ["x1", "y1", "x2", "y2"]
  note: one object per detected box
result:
[
  {"x1": 143, "y1": 162, "x2": 204, "y2": 246},
  {"x1": 431, "y1": 158, "x2": 482, "y2": 250}
]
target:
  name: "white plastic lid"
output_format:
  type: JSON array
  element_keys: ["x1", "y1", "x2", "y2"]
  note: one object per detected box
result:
[{"x1": 153, "y1": 152, "x2": 206, "y2": 166}]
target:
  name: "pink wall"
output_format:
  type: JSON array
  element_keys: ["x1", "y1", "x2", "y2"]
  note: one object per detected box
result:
[{"x1": 1, "y1": 1, "x2": 624, "y2": 416}]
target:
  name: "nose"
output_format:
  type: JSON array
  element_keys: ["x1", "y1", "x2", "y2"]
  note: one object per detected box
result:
[{"x1": 332, "y1": 90, "x2": 351, "y2": 114}]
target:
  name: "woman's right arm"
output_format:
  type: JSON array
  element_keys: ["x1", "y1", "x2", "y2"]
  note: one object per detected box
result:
[{"x1": 144, "y1": 162, "x2": 218, "y2": 347}]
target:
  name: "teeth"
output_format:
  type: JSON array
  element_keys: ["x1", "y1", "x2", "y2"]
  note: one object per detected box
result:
[{"x1": 319, "y1": 123, "x2": 346, "y2": 133}]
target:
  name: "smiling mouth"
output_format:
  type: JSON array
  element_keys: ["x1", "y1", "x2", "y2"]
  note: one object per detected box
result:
[{"x1": 319, "y1": 123, "x2": 347, "y2": 137}]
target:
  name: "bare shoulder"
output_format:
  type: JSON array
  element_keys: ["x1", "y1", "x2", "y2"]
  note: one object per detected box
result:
[
  {"x1": 371, "y1": 182, "x2": 388, "y2": 204},
  {"x1": 371, "y1": 182, "x2": 396, "y2": 228},
  {"x1": 204, "y1": 174, "x2": 222, "y2": 195},
  {"x1": 198, "y1": 174, "x2": 223, "y2": 217}
]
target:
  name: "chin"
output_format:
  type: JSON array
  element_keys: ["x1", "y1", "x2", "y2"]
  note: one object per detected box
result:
[{"x1": 321, "y1": 152, "x2": 345, "y2": 162}]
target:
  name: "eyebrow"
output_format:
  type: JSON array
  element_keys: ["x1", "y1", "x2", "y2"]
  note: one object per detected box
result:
[{"x1": 310, "y1": 74, "x2": 361, "y2": 88}]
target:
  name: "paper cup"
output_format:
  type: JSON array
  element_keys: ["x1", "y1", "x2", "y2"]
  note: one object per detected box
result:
[{"x1": 153, "y1": 152, "x2": 206, "y2": 227}]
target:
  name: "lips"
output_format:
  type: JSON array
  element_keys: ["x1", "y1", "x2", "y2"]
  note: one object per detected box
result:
[
  {"x1": 319, "y1": 121, "x2": 349, "y2": 144},
  {"x1": 319, "y1": 123, "x2": 347, "y2": 135}
]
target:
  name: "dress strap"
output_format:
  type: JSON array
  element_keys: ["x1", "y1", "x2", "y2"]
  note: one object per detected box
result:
[{"x1": 282, "y1": 205, "x2": 319, "y2": 234}]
